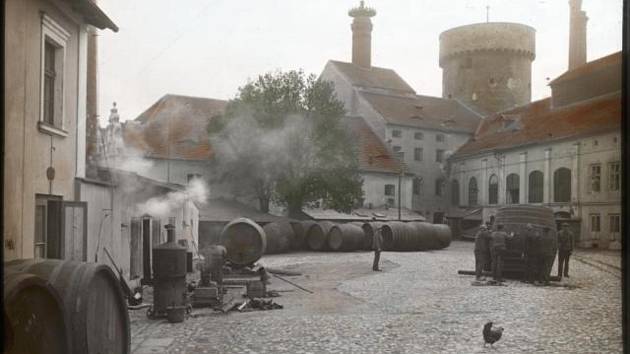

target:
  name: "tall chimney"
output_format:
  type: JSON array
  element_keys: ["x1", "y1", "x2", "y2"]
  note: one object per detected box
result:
[
  {"x1": 348, "y1": 1, "x2": 376, "y2": 69},
  {"x1": 86, "y1": 22, "x2": 99, "y2": 177},
  {"x1": 568, "y1": 0, "x2": 588, "y2": 70}
]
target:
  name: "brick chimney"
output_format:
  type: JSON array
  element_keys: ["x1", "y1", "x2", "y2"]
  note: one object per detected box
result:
[
  {"x1": 568, "y1": 0, "x2": 588, "y2": 70},
  {"x1": 349, "y1": 1, "x2": 376, "y2": 69}
]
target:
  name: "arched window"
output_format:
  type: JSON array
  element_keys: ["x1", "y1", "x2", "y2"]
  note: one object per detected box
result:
[
  {"x1": 451, "y1": 179, "x2": 460, "y2": 206},
  {"x1": 528, "y1": 171, "x2": 544, "y2": 203},
  {"x1": 468, "y1": 177, "x2": 478, "y2": 206},
  {"x1": 506, "y1": 173, "x2": 520, "y2": 204},
  {"x1": 488, "y1": 174, "x2": 498, "y2": 204},
  {"x1": 554, "y1": 168, "x2": 571, "y2": 202}
]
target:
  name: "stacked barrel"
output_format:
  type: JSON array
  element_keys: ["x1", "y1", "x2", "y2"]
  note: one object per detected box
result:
[{"x1": 217, "y1": 217, "x2": 452, "y2": 261}]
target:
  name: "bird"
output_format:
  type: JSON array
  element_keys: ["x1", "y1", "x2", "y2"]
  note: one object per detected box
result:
[{"x1": 483, "y1": 321, "x2": 504, "y2": 347}]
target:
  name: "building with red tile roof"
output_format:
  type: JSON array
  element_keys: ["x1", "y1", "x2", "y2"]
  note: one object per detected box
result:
[{"x1": 448, "y1": 51, "x2": 622, "y2": 249}]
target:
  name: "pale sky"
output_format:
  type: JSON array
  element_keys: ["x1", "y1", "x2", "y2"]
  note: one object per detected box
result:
[{"x1": 96, "y1": 0, "x2": 623, "y2": 124}]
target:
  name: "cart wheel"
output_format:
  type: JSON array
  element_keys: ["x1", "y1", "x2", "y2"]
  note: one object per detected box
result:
[{"x1": 146, "y1": 307, "x2": 155, "y2": 319}]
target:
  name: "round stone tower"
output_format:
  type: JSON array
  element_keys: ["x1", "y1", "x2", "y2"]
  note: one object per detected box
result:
[{"x1": 439, "y1": 22, "x2": 536, "y2": 115}]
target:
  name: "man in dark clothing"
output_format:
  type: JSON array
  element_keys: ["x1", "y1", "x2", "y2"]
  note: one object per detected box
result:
[
  {"x1": 522, "y1": 224, "x2": 539, "y2": 283},
  {"x1": 538, "y1": 227, "x2": 553, "y2": 285},
  {"x1": 557, "y1": 223, "x2": 575, "y2": 278},
  {"x1": 200, "y1": 245, "x2": 227, "y2": 286},
  {"x1": 490, "y1": 224, "x2": 510, "y2": 282},
  {"x1": 372, "y1": 222, "x2": 383, "y2": 271},
  {"x1": 474, "y1": 224, "x2": 491, "y2": 280}
]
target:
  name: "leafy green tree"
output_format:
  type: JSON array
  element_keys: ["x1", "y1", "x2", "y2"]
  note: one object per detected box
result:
[{"x1": 208, "y1": 70, "x2": 363, "y2": 216}]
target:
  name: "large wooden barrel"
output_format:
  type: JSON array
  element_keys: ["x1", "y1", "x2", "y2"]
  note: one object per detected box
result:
[
  {"x1": 433, "y1": 224, "x2": 452, "y2": 249},
  {"x1": 409, "y1": 222, "x2": 439, "y2": 250},
  {"x1": 381, "y1": 222, "x2": 417, "y2": 251},
  {"x1": 4, "y1": 270, "x2": 69, "y2": 354},
  {"x1": 327, "y1": 224, "x2": 365, "y2": 251},
  {"x1": 306, "y1": 221, "x2": 335, "y2": 251},
  {"x1": 493, "y1": 205, "x2": 558, "y2": 279},
  {"x1": 220, "y1": 218, "x2": 267, "y2": 265},
  {"x1": 288, "y1": 220, "x2": 309, "y2": 250},
  {"x1": 5, "y1": 259, "x2": 130, "y2": 354},
  {"x1": 262, "y1": 221, "x2": 293, "y2": 254}
]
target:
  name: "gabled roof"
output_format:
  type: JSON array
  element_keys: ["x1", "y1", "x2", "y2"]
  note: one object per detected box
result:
[
  {"x1": 346, "y1": 116, "x2": 401, "y2": 174},
  {"x1": 359, "y1": 91, "x2": 482, "y2": 133},
  {"x1": 123, "y1": 94, "x2": 227, "y2": 161},
  {"x1": 198, "y1": 198, "x2": 281, "y2": 223},
  {"x1": 550, "y1": 52, "x2": 621, "y2": 85},
  {"x1": 327, "y1": 60, "x2": 416, "y2": 94},
  {"x1": 452, "y1": 92, "x2": 621, "y2": 157}
]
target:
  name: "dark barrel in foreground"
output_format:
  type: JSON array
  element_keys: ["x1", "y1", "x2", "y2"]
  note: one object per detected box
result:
[
  {"x1": 327, "y1": 223, "x2": 365, "y2": 251},
  {"x1": 5, "y1": 259, "x2": 130, "y2": 354},
  {"x1": 4, "y1": 270, "x2": 69, "y2": 354},
  {"x1": 493, "y1": 205, "x2": 558, "y2": 279},
  {"x1": 262, "y1": 221, "x2": 293, "y2": 254},
  {"x1": 220, "y1": 217, "x2": 267, "y2": 265},
  {"x1": 306, "y1": 221, "x2": 336, "y2": 251}
]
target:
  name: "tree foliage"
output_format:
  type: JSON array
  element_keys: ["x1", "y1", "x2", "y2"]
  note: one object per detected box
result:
[{"x1": 208, "y1": 70, "x2": 363, "y2": 215}]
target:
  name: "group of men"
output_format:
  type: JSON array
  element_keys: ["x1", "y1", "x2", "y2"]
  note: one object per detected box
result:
[{"x1": 474, "y1": 222, "x2": 575, "y2": 284}]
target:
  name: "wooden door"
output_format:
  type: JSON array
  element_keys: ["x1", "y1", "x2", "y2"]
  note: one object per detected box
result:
[{"x1": 62, "y1": 201, "x2": 87, "y2": 261}]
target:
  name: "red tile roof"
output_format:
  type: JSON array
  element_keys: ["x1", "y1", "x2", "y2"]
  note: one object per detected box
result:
[
  {"x1": 346, "y1": 116, "x2": 401, "y2": 174},
  {"x1": 359, "y1": 91, "x2": 482, "y2": 132},
  {"x1": 453, "y1": 92, "x2": 621, "y2": 157},
  {"x1": 328, "y1": 60, "x2": 416, "y2": 94},
  {"x1": 123, "y1": 94, "x2": 227, "y2": 161},
  {"x1": 550, "y1": 52, "x2": 621, "y2": 85}
]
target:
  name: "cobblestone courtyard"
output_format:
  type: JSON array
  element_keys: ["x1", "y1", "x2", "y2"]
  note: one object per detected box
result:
[{"x1": 130, "y1": 241, "x2": 622, "y2": 354}]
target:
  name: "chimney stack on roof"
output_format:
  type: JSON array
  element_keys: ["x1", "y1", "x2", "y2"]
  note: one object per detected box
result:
[
  {"x1": 349, "y1": 1, "x2": 376, "y2": 69},
  {"x1": 568, "y1": 0, "x2": 588, "y2": 70}
]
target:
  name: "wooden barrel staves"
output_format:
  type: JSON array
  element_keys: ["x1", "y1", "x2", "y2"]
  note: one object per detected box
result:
[
  {"x1": 362, "y1": 222, "x2": 384, "y2": 250},
  {"x1": 306, "y1": 221, "x2": 336, "y2": 251},
  {"x1": 4, "y1": 270, "x2": 69, "y2": 354},
  {"x1": 5, "y1": 259, "x2": 130, "y2": 354},
  {"x1": 220, "y1": 217, "x2": 267, "y2": 265},
  {"x1": 433, "y1": 224, "x2": 452, "y2": 249},
  {"x1": 327, "y1": 224, "x2": 365, "y2": 251},
  {"x1": 262, "y1": 221, "x2": 293, "y2": 254},
  {"x1": 288, "y1": 220, "x2": 307, "y2": 250}
]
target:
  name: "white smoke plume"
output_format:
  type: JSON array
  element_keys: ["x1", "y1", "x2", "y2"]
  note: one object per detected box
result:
[{"x1": 135, "y1": 178, "x2": 209, "y2": 218}]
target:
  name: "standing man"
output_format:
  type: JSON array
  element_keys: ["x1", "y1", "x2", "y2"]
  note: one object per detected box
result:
[
  {"x1": 522, "y1": 224, "x2": 538, "y2": 283},
  {"x1": 490, "y1": 224, "x2": 509, "y2": 282},
  {"x1": 557, "y1": 223, "x2": 575, "y2": 279},
  {"x1": 474, "y1": 224, "x2": 491, "y2": 280},
  {"x1": 372, "y1": 219, "x2": 383, "y2": 271},
  {"x1": 538, "y1": 227, "x2": 553, "y2": 285}
]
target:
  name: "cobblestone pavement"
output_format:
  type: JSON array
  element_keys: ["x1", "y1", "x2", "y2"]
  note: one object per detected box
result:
[{"x1": 130, "y1": 241, "x2": 623, "y2": 353}]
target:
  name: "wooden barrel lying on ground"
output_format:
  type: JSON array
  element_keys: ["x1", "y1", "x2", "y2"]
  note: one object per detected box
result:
[
  {"x1": 262, "y1": 221, "x2": 293, "y2": 254},
  {"x1": 433, "y1": 224, "x2": 453, "y2": 249},
  {"x1": 220, "y1": 217, "x2": 267, "y2": 265},
  {"x1": 4, "y1": 270, "x2": 69, "y2": 354},
  {"x1": 408, "y1": 222, "x2": 439, "y2": 250},
  {"x1": 381, "y1": 222, "x2": 419, "y2": 251},
  {"x1": 288, "y1": 220, "x2": 308, "y2": 250},
  {"x1": 306, "y1": 221, "x2": 336, "y2": 251},
  {"x1": 5, "y1": 259, "x2": 130, "y2": 354},
  {"x1": 328, "y1": 224, "x2": 365, "y2": 251}
]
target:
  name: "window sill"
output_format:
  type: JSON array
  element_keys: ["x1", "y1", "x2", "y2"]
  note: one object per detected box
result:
[{"x1": 38, "y1": 121, "x2": 68, "y2": 137}]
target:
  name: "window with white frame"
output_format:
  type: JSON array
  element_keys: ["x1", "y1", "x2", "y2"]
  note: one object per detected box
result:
[
  {"x1": 384, "y1": 184, "x2": 395, "y2": 196},
  {"x1": 590, "y1": 214, "x2": 601, "y2": 232},
  {"x1": 40, "y1": 14, "x2": 69, "y2": 133},
  {"x1": 392, "y1": 129, "x2": 402, "y2": 138},
  {"x1": 609, "y1": 214, "x2": 620, "y2": 233},
  {"x1": 436, "y1": 134, "x2": 445, "y2": 143},
  {"x1": 608, "y1": 162, "x2": 620, "y2": 191},
  {"x1": 414, "y1": 132, "x2": 423, "y2": 140},
  {"x1": 414, "y1": 147, "x2": 423, "y2": 161},
  {"x1": 590, "y1": 164, "x2": 601, "y2": 192},
  {"x1": 412, "y1": 177, "x2": 423, "y2": 196},
  {"x1": 436, "y1": 149, "x2": 445, "y2": 163}
]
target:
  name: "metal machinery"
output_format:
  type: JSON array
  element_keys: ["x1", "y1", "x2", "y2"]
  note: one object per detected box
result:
[{"x1": 147, "y1": 224, "x2": 190, "y2": 321}]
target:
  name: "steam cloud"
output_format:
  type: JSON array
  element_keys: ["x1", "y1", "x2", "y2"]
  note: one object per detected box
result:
[{"x1": 135, "y1": 178, "x2": 209, "y2": 218}]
